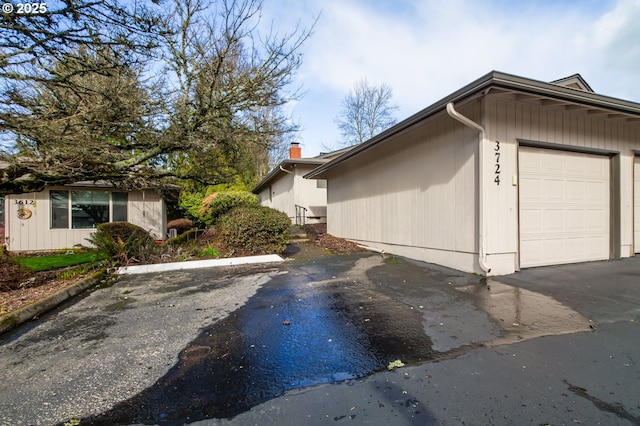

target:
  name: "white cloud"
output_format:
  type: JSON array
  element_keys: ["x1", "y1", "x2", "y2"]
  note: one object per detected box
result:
[{"x1": 261, "y1": 0, "x2": 640, "y2": 156}]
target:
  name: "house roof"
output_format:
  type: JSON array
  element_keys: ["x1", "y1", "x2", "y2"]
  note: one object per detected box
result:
[
  {"x1": 306, "y1": 70, "x2": 640, "y2": 179},
  {"x1": 551, "y1": 74, "x2": 594, "y2": 92},
  {"x1": 251, "y1": 146, "x2": 354, "y2": 193}
]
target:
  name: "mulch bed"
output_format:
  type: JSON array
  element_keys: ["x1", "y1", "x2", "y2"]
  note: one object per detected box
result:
[{"x1": 303, "y1": 223, "x2": 365, "y2": 254}]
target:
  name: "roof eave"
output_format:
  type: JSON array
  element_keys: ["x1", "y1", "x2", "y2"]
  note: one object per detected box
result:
[
  {"x1": 306, "y1": 71, "x2": 640, "y2": 179},
  {"x1": 252, "y1": 158, "x2": 327, "y2": 193}
]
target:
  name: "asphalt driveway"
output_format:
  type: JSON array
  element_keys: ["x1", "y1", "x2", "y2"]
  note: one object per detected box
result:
[
  {"x1": 1, "y1": 251, "x2": 639, "y2": 425},
  {"x1": 497, "y1": 256, "x2": 640, "y2": 324}
]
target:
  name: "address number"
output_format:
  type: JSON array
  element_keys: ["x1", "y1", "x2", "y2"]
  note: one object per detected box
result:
[{"x1": 494, "y1": 141, "x2": 500, "y2": 185}]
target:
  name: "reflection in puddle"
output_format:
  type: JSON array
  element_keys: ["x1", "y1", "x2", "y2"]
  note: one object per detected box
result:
[{"x1": 457, "y1": 279, "x2": 593, "y2": 346}]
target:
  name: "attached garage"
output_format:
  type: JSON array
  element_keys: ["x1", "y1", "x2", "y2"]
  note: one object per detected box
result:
[
  {"x1": 307, "y1": 71, "x2": 640, "y2": 276},
  {"x1": 519, "y1": 146, "x2": 610, "y2": 268},
  {"x1": 635, "y1": 156, "x2": 640, "y2": 253}
]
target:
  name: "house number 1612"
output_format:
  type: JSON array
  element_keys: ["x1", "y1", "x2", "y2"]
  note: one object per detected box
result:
[{"x1": 494, "y1": 141, "x2": 500, "y2": 185}]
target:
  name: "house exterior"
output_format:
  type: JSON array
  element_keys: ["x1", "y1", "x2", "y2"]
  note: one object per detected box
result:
[
  {"x1": 252, "y1": 143, "x2": 350, "y2": 224},
  {"x1": 306, "y1": 71, "x2": 640, "y2": 275},
  {"x1": 2, "y1": 183, "x2": 167, "y2": 251}
]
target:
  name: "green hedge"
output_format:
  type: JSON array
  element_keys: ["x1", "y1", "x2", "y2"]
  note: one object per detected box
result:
[
  {"x1": 217, "y1": 206, "x2": 290, "y2": 255},
  {"x1": 198, "y1": 191, "x2": 259, "y2": 227}
]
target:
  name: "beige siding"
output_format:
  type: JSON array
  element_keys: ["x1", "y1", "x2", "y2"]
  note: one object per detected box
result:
[
  {"x1": 267, "y1": 173, "x2": 295, "y2": 219},
  {"x1": 485, "y1": 95, "x2": 640, "y2": 263},
  {"x1": 128, "y1": 190, "x2": 165, "y2": 240},
  {"x1": 6, "y1": 188, "x2": 165, "y2": 251},
  {"x1": 257, "y1": 164, "x2": 328, "y2": 223},
  {"x1": 257, "y1": 187, "x2": 271, "y2": 207},
  {"x1": 327, "y1": 104, "x2": 478, "y2": 271},
  {"x1": 295, "y1": 165, "x2": 327, "y2": 222}
]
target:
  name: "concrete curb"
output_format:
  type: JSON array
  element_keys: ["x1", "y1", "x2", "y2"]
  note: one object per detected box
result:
[
  {"x1": 0, "y1": 270, "x2": 107, "y2": 335},
  {"x1": 1, "y1": 255, "x2": 285, "y2": 335},
  {"x1": 117, "y1": 254, "x2": 284, "y2": 275}
]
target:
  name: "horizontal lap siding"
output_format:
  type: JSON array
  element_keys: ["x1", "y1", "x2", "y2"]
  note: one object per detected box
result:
[{"x1": 328, "y1": 107, "x2": 478, "y2": 254}]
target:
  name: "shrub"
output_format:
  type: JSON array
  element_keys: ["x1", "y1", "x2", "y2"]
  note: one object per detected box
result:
[
  {"x1": 198, "y1": 191, "x2": 258, "y2": 227},
  {"x1": 217, "y1": 206, "x2": 291, "y2": 255},
  {"x1": 178, "y1": 188, "x2": 208, "y2": 223},
  {"x1": 167, "y1": 218, "x2": 194, "y2": 235},
  {"x1": 164, "y1": 229, "x2": 202, "y2": 247},
  {"x1": 87, "y1": 222, "x2": 155, "y2": 265},
  {"x1": 198, "y1": 246, "x2": 220, "y2": 258}
]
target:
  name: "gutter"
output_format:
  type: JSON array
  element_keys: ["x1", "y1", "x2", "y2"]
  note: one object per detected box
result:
[
  {"x1": 446, "y1": 102, "x2": 491, "y2": 275},
  {"x1": 306, "y1": 70, "x2": 640, "y2": 180}
]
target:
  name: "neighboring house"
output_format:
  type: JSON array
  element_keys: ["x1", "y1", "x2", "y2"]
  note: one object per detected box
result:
[
  {"x1": 306, "y1": 71, "x2": 640, "y2": 276},
  {"x1": 2, "y1": 182, "x2": 167, "y2": 251},
  {"x1": 252, "y1": 143, "x2": 351, "y2": 225},
  {"x1": 0, "y1": 195, "x2": 4, "y2": 245}
]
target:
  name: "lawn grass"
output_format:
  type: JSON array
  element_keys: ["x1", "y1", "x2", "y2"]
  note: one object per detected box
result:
[{"x1": 14, "y1": 252, "x2": 103, "y2": 272}]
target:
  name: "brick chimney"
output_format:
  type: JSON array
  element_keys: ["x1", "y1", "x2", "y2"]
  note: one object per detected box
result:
[{"x1": 289, "y1": 142, "x2": 301, "y2": 159}]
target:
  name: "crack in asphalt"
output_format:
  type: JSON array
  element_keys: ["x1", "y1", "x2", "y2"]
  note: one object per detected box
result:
[{"x1": 564, "y1": 379, "x2": 640, "y2": 425}]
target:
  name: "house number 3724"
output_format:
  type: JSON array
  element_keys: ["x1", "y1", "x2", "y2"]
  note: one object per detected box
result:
[{"x1": 494, "y1": 141, "x2": 500, "y2": 185}]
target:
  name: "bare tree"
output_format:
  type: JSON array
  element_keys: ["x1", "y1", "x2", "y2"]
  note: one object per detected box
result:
[
  {"x1": 0, "y1": 0, "x2": 312, "y2": 195},
  {"x1": 334, "y1": 77, "x2": 399, "y2": 147}
]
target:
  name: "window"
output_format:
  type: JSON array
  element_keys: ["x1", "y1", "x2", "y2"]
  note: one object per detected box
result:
[
  {"x1": 51, "y1": 191, "x2": 69, "y2": 229},
  {"x1": 50, "y1": 190, "x2": 128, "y2": 229},
  {"x1": 316, "y1": 179, "x2": 327, "y2": 188},
  {"x1": 112, "y1": 192, "x2": 128, "y2": 221},
  {"x1": 72, "y1": 191, "x2": 109, "y2": 229}
]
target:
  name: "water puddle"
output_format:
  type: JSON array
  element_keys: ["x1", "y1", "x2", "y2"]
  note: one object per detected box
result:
[
  {"x1": 457, "y1": 279, "x2": 593, "y2": 346},
  {"x1": 82, "y1": 256, "x2": 435, "y2": 424},
  {"x1": 77, "y1": 257, "x2": 594, "y2": 424}
]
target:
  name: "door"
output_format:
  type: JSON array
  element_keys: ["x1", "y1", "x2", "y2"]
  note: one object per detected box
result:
[{"x1": 519, "y1": 146, "x2": 610, "y2": 268}]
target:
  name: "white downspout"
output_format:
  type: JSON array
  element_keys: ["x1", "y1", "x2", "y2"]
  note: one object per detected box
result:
[
  {"x1": 279, "y1": 165, "x2": 294, "y2": 174},
  {"x1": 446, "y1": 102, "x2": 490, "y2": 275}
]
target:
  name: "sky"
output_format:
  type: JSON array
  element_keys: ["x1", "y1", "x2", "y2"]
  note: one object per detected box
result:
[{"x1": 259, "y1": 0, "x2": 640, "y2": 157}]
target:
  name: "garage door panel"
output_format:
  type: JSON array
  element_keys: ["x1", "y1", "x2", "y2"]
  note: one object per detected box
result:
[
  {"x1": 585, "y1": 181, "x2": 607, "y2": 202},
  {"x1": 566, "y1": 209, "x2": 585, "y2": 231},
  {"x1": 566, "y1": 181, "x2": 585, "y2": 200},
  {"x1": 544, "y1": 155, "x2": 563, "y2": 173},
  {"x1": 585, "y1": 209, "x2": 607, "y2": 231},
  {"x1": 519, "y1": 178, "x2": 541, "y2": 201},
  {"x1": 519, "y1": 147, "x2": 609, "y2": 268},
  {"x1": 520, "y1": 209, "x2": 542, "y2": 233},
  {"x1": 543, "y1": 209, "x2": 564, "y2": 231},
  {"x1": 544, "y1": 180, "x2": 564, "y2": 201}
]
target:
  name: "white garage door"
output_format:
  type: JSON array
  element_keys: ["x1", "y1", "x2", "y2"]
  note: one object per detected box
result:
[
  {"x1": 519, "y1": 147, "x2": 610, "y2": 268},
  {"x1": 635, "y1": 157, "x2": 640, "y2": 253}
]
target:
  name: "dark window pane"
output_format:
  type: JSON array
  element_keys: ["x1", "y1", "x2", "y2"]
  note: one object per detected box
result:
[
  {"x1": 51, "y1": 191, "x2": 69, "y2": 229},
  {"x1": 112, "y1": 192, "x2": 128, "y2": 222},
  {"x1": 71, "y1": 191, "x2": 109, "y2": 229}
]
